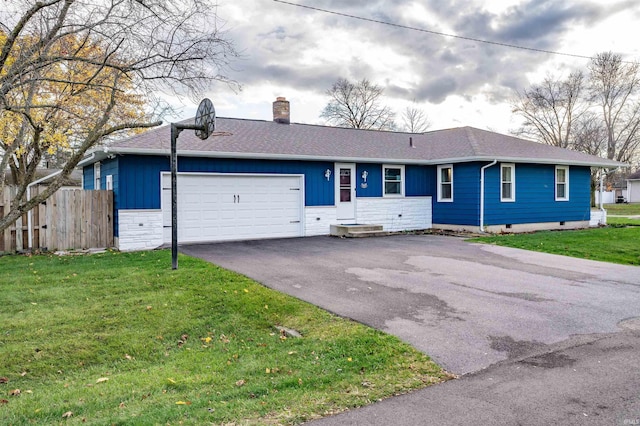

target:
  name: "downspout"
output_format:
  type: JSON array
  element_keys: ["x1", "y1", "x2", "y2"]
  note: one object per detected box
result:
[
  {"x1": 598, "y1": 167, "x2": 620, "y2": 225},
  {"x1": 479, "y1": 160, "x2": 498, "y2": 233},
  {"x1": 599, "y1": 169, "x2": 604, "y2": 211},
  {"x1": 27, "y1": 170, "x2": 63, "y2": 250}
]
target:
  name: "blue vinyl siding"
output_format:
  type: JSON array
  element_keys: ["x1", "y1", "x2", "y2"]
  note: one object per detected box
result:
[
  {"x1": 356, "y1": 164, "x2": 382, "y2": 197},
  {"x1": 432, "y1": 162, "x2": 481, "y2": 226},
  {"x1": 484, "y1": 164, "x2": 591, "y2": 225},
  {"x1": 118, "y1": 156, "x2": 168, "y2": 210},
  {"x1": 83, "y1": 167, "x2": 94, "y2": 190},
  {"x1": 116, "y1": 155, "x2": 335, "y2": 210},
  {"x1": 82, "y1": 158, "x2": 118, "y2": 190},
  {"x1": 406, "y1": 165, "x2": 433, "y2": 196},
  {"x1": 100, "y1": 158, "x2": 118, "y2": 190}
]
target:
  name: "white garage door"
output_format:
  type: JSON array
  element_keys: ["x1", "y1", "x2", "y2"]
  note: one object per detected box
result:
[{"x1": 162, "y1": 173, "x2": 304, "y2": 243}]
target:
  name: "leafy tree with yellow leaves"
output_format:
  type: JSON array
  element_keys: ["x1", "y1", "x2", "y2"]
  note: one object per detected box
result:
[{"x1": 0, "y1": 0, "x2": 238, "y2": 234}]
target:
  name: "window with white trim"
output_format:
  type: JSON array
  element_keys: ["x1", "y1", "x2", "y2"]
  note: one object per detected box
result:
[
  {"x1": 383, "y1": 165, "x2": 405, "y2": 196},
  {"x1": 501, "y1": 163, "x2": 515, "y2": 202},
  {"x1": 94, "y1": 162, "x2": 101, "y2": 190},
  {"x1": 105, "y1": 175, "x2": 113, "y2": 190},
  {"x1": 555, "y1": 165, "x2": 569, "y2": 201},
  {"x1": 437, "y1": 164, "x2": 453, "y2": 202}
]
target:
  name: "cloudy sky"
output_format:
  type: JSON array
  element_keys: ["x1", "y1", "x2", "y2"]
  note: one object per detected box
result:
[{"x1": 175, "y1": 0, "x2": 640, "y2": 134}]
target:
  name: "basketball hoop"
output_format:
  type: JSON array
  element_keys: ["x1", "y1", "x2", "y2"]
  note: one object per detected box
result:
[{"x1": 195, "y1": 98, "x2": 216, "y2": 140}]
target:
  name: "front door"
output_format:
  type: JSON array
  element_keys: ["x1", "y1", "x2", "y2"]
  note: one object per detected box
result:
[{"x1": 335, "y1": 163, "x2": 356, "y2": 221}]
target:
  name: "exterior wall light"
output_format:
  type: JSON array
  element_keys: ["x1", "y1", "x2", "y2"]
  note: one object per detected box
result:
[{"x1": 361, "y1": 170, "x2": 368, "y2": 183}]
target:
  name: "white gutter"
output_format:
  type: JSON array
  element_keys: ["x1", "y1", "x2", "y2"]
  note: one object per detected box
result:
[
  {"x1": 98, "y1": 147, "x2": 626, "y2": 168},
  {"x1": 77, "y1": 151, "x2": 97, "y2": 167},
  {"x1": 479, "y1": 160, "x2": 498, "y2": 233},
  {"x1": 27, "y1": 170, "x2": 62, "y2": 250}
]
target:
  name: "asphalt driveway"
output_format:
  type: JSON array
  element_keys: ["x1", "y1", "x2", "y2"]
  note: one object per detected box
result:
[{"x1": 181, "y1": 234, "x2": 640, "y2": 375}]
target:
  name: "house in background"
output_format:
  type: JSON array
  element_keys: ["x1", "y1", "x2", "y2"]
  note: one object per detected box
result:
[
  {"x1": 79, "y1": 98, "x2": 624, "y2": 252},
  {"x1": 627, "y1": 170, "x2": 640, "y2": 203}
]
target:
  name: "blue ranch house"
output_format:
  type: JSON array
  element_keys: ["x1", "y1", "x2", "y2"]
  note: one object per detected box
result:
[{"x1": 80, "y1": 97, "x2": 623, "y2": 251}]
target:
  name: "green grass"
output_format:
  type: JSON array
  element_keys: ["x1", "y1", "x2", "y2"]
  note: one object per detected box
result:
[
  {"x1": 472, "y1": 227, "x2": 640, "y2": 266},
  {"x1": 603, "y1": 203, "x2": 640, "y2": 215},
  {"x1": 607, "y1": 216, "x2": 640, "y2": 227},
  {"x1": 0, "y1": 250, "x2": 450, "y2": 425}
]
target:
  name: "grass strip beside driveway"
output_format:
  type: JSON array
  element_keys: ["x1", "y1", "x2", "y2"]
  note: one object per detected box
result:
[
  {"x1": 472, "y1": 226, "x2": 640, "y2": 266},
  {"x1": 603, "y1": 203, "x2": 640, "y2": 215},
  {"x1": 0, "y1": 250, "x2": 449, "y2": 425}
]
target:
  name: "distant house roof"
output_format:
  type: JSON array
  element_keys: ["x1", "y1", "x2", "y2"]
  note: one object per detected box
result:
[
  {"x1": 628, "y1": 170, "x2": 640, "y2": 180},
  {"x1": 81, "y1": 117, "x2": 626, "y2": 168},
  {"x1": 3, "y1": 168, "x2": 82, "y2": 186}
]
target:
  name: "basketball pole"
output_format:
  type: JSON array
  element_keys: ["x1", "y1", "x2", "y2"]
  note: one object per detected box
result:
[{"x1": 171, "y1": 123, "x2": 206, "y2": 270}]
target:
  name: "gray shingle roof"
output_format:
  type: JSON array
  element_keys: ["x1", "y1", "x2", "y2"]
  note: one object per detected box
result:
[
  {"x1": 88, "y1": 117, "x2": 625, "y2": 168},
  {"x1": 628, "y1": 170, "x2": 640, "y2": 180}
]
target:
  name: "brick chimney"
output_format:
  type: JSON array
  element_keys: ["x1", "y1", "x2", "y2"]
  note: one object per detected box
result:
[{"x1": 272, "y1": 97, "x2": 290, "y2": 124}]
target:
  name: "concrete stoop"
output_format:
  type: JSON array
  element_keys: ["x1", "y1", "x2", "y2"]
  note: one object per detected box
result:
[{"x1": 329, "y1": 224, "x2": 390, "y2": 238}]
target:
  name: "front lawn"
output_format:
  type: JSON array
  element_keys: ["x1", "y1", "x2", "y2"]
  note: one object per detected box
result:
[
  {"x1": 0, "y1": 251, "x2": 449, "y2": 425},
  {"x1": 472, "y1": 226, "x2": 640, "y2": 266}
]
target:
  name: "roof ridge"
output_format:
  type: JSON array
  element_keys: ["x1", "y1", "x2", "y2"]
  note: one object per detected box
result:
[
  {"x1": 216, "y1": 116, "x2": 421, "y2": 135},
  {"x1": 464, "y1": 126, "x2": 483, "y2": 156}
]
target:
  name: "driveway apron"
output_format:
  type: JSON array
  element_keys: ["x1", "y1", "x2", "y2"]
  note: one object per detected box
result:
[{"x1": 180, "y1": 234, "x2": 640, "y2": 375}]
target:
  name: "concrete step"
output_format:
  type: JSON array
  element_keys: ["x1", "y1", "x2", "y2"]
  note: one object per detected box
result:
[
  {"x1": 330, "y1": 224, "x2": 386, "y2": 238},
  {"x1": 343, "y1": 230, "x2": 391, "y2": 238}
]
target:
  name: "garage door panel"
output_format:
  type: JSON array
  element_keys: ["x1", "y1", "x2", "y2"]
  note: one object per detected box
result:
[{"x1": 162, "y1": 173, "x2": 303, "y2": 243}]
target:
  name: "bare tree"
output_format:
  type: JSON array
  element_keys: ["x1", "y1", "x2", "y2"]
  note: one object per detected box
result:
[
  {"x1": 588, "y1": 52, "x2": 640, "y2": 163},
  {"x1": 572, "y1": 112, "x2": 607, "y2": 157},
  {"x1": 511, "y1": 71, "x2": 587, "y2": 149},
  {"x1": 0, "y1": 0, "x2": 238, "y2": 233},
  {"x1": 402, "y1": 102, "x2": 431, "y2": 133},
  {"x1": 320, "y1": 78, "x2": 396, "y2": 131},
  {"x1": 512, "y1": 53, "x2": 640, "y2": 165}
]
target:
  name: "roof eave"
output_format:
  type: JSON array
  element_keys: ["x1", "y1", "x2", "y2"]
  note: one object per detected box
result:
[{"x1": 80, "y1": 147, "x2": 627, "y2": 168}]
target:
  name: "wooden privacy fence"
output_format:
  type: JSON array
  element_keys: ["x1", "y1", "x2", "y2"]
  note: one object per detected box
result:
[{"x1": 0, "y1": 186, "x2": 113, "y2": 253}]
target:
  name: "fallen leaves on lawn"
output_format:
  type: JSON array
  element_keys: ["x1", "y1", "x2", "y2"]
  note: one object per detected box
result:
[
  {"x1": 9, "y1": 389, "x2": 20, "y2": 396},
  {"x1": 176, "y1": 400, "x2": 192, "y2": 405},
  {"x1": 62, "y1": 411, "x2": 73, "y2": 418},
  {"x1": 235, "y1": 379, "x2": 245, "y2": 387},
  {"x1": 96, "y1": 378, "x2": 109, "y2": 384},
  {"x1": 0, "y1": 377, "x2": 8, "y2": 384},
  {"x1": 0, "y1": 399, "x2": 8, "y2": 404}
]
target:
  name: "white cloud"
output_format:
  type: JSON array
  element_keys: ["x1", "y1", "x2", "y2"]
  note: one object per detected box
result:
[{"x1": 172, "y1": 0, "x2": 640, "y2": 135}]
